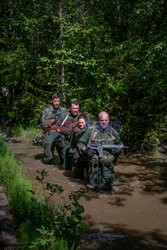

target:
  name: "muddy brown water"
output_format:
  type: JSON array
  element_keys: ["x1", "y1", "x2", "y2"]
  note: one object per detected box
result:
[{"x1": 5, "y1": 137, "x2": 167, "y2": 249}]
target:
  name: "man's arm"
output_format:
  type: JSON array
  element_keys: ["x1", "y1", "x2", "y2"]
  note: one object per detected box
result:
[
  {"x1": 42, "y1": 106, "x2": 63, "y2": 130},
  {"x1": 42, "y1": 108, "x2": 50, "y2": 128}
]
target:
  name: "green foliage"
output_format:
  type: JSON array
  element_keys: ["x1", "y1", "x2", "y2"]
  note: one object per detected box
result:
[
  {"x1": 30, "y1": 228, "x2": 69, "y2": 250},
  {"x1": 144, "y1": 131, "x2": 160, "y2": 145},
  {"x1": 33, "y1": 170, "x2": 89, "y2": 249},
  {"x1": 0, "y1": 0, "x2": 167, "y2": 147},
  {"x1": 25, "y1": 127, "x2": 44, "y2": 146},
  {"x1": 0, "y1": 138, "x2": 88, "y2": 249},
  {"x1": 0, "y1": 138, "x2": 33, "y2": 221},
  {"x1": 17, "y1": 219, "x2": 40, "y2": 249},
  {"x1": 14, "y1": 124, "x2": 24, "y2": 137}
]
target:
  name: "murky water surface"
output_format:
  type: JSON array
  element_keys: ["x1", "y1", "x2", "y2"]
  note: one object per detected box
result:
[{"x1": 6, "y1": 136, "x2": 167, "y2": 249}]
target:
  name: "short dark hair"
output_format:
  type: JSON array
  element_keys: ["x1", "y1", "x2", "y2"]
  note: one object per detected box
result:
[
  {"x1": 70, "y1": 101, "x2": 79, "y2": 106},
  {"x1": 52, "y1": 93, "x2": 59, "y2": 100},
  {"x1": 78, "y1": 114, "x2": 88, "y2": 122}
]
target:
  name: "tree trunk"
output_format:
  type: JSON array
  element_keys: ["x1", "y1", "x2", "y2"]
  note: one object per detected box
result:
[{"x1": 59, "y1": 0, "x2": 66, "y2": 102}]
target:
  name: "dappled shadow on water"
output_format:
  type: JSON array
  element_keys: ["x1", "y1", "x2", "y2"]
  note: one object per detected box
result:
[
  {"x1": 121, "y1": 152, "x2": 167, "y2": 169},
  {"x1": 120, "y1": 152, "x2": 167, "y2": 169},
  {"x1": 107, "y1": 196, "x2": 126, "y2": 207},
  {"x1": 84, "y1": 192, "x2": 101, "y2": 201},
  {"x1": 114, "y1": 171, "x2": 167, "y2": 195},
  {"x1": 160, "y1": 197, "x2": 167, "y2": 204},
  {"x1": 118, "y1": 153, "x2": 167, "y2": 195},
  {"x1": 34, "y1": 153, "x2": 43, "y2": 160},
  {"x1": 81, "y1": 223, "x2": 167, "y2": 250}
]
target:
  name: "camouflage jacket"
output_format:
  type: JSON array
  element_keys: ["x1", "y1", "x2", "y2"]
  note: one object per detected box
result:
[
  {"x1": 42, "y1": 105, "x2": 66, "y2": 129},
  {"x1": 77, "y1": 123, "x2": 121, "y2": 155},
  {"x1": 57, "y1": 110, "x2": 81, "y2": 138}
]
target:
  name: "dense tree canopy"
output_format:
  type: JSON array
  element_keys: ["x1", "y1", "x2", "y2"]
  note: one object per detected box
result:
[{"x1": 0, "y1": 0, "x2": 166, "y2": 147}]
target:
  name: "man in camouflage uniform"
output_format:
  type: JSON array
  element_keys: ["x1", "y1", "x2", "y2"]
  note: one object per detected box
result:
[
  {"x1": 56, "y1": 101, "x2": 81, "y2": 169},
  {"x1": 77, "y1": 111, "x2": 122, "y2": 191},
  {"x1": 42, "y1": 93, "x2": 66, "y2": 164}
]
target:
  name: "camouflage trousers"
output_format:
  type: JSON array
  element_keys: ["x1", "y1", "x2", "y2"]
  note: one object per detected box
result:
[
  {"x1": 44, "y1": 131, "x2": 60, "y2": 164},
  {"x1": 88, "y1": 154, "x2": 114, "y2": 191},
  {"x1": 55, "y1": 135, "x2": 70, "y2": 168}
]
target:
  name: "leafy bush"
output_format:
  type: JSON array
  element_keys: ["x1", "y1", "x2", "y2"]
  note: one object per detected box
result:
[
  {"x1": 30, "y1": 170, "x2": 89, "y2": 249},
  {"x1": 0, "y1": 137, "x2": 88, "y2": 249},
  {"x1": 14, "y1": 124, "x2": 24, "y2": 137}
]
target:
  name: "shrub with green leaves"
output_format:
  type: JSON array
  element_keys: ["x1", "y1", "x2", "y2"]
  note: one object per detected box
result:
[
  {"x1": 32, "y1": 170, "x2": 89, "y2": 249},
  {"x1": 14, "y1": 124, "x2": 24, "y2": 137},
  {"x1": 0, "y1": 137, "x2": 88, "y2": 249}
]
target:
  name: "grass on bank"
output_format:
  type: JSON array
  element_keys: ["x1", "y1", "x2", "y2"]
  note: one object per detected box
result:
[
  {"x1": 0, "y1": 137, "x2": 33, "y2": 222},
  {"x1": 0, "y1": 137, "x2": 87, "y2": 249},
  {"x1": 12, "y1": 125, "x2": 44, "y2": 146}
]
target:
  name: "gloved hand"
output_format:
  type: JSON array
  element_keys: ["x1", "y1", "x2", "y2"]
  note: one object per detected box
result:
[{"x1": 84, "y1": 148, "x2": 96, "y2": 156}]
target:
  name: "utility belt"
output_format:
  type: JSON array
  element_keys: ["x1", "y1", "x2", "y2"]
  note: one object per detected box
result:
[{"x1": 90, "y1": 154, "x2": 114, "y2": 165}]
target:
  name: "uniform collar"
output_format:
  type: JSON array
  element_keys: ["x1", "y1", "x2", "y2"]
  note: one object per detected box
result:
[
  {"x1": 95, "y1": 122, "x2": 111, "y2": 132},
  {"x1": 52, "y1": 104, "x2": 60, "y2": 111}
]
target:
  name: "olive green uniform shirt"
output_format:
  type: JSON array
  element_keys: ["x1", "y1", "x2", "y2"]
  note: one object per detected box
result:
[{"x1": 42, "y1": 105, "x2": 66, "y2": 129}]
